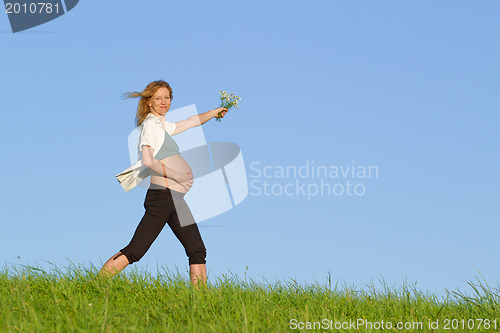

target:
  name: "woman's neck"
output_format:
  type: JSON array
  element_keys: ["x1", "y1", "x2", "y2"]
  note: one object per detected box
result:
[{"x1": 150, "y1": 110, "x2": 165, "y2": 121}]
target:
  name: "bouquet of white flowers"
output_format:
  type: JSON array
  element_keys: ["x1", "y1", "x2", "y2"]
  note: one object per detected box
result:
[{"x1": 216, "y1": 90, "x2": 241, "y2": 122}]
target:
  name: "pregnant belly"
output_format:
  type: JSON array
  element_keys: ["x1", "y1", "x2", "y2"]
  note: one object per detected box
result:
[{"x1": 150, "y1": 153, "x2": 192, "y2": 193}]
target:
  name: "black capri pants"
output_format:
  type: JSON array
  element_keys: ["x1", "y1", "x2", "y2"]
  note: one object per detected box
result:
[{"x1": 119, "y1": 186, "x2": 206, "y2": 265}]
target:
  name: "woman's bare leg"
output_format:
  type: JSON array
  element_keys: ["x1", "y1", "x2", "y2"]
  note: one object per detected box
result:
[
  {"x1": 98, "y1": 252, "x2": 130, "y2": 278},
  {"x1": 190, "y1": 263, "x2": 207, "y2": 286}
]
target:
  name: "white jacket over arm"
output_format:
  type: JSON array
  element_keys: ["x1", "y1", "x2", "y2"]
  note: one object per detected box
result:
[{"x1": 115, "y1": 113, "x2": 176, "y2": 192}]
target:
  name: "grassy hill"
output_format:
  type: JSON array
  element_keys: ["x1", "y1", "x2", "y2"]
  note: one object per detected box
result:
[{"x1": 0, "y1": 263, "x2": 498, "y2": 332}]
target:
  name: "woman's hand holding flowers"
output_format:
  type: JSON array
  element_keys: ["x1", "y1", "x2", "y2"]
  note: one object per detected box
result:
[{"x1": 214, "y1": 91, "x2": 241, "y2": 122}]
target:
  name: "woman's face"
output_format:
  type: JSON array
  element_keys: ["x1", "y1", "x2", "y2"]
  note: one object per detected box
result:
[{"x1": 148, "y1": 87, "x2": 171, "y2": 116}]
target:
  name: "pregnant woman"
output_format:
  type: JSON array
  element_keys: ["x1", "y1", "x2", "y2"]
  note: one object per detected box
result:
[{"x1": 98, "y1": 80, "x2": 227, "y2": 285}]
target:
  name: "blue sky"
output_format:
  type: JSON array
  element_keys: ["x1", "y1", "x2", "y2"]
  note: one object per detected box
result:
[{"x1": 0, "y1": 1, "x2": 498, "y2": 296}]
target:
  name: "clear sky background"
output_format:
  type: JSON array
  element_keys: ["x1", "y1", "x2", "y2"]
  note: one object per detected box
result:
[{"x1": 1, "y1": 1, "x2": 498, "y2": 296}]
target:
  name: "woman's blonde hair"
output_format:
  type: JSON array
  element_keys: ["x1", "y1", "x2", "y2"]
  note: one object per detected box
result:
[{"x1": 124, "y1": 80, "x2": 174, "y2": 126}]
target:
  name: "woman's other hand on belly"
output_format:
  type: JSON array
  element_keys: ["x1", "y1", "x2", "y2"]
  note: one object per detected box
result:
[
  {"x1": 175, "y1": 170, "x2": 194, "y2": 191},
  {"x1": 160, "y1": 154, "x2": 194, "y2": 192}
]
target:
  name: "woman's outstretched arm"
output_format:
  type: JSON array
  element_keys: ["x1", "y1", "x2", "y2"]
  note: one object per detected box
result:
[{"x1": 171, "y1": 107, "x2": 228, "y2": 135}]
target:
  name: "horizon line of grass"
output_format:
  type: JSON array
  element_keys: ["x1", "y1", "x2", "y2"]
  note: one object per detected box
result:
[{"x1": 1, "y1": 262, "x2": 499, "y2": 332}]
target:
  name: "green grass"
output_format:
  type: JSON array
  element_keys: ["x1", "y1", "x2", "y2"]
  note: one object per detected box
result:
[{"x1": 0, "y1": 263, "x2": 498, "y2": 332}]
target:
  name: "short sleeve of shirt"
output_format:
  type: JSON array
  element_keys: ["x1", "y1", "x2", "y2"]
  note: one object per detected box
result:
[
  {"x1": 138, "y1": 120, "x2": 158, "y2": 152},
  {"x1": 164, "y1": 121, "x2": 176, "y2": 136}
]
